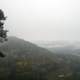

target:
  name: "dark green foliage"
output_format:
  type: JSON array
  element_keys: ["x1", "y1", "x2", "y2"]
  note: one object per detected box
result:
[
  {"x1": 0, "y1": 9, "x2": 8, "y2": 42},
  {"x1": 0, "y1": 9, "x2": 8, "y2": 57},
  {"x1": 0, "y1": 9, "x2": 6, "y2": 20}
]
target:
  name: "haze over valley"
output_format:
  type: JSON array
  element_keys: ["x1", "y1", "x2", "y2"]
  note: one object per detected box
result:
[{"x1": 0, "y1": 0, "x2": 80, "y2": 80}]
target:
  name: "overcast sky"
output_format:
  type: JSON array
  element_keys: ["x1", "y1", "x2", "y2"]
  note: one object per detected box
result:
[{"x1": 0, "y1": 0, "x2": 80, "y2": 41}]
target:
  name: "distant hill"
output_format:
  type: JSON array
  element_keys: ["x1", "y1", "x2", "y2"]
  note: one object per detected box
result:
[
  {"x1": 0, "y1": 37, "x2": 57, "y2": 62},
  {"x1": 0, "y1": 37, "x2": 80, "y2": 80},
  {"x1": 33, "y1": 41, "x2": 80, "y2": 56}
]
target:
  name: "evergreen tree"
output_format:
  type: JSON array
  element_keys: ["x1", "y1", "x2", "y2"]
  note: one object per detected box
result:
[
  {"x1": 0, "y1": 9, "x2": 8, "y2": 57},
  {"x1": 0, "y1": 9, "x2": 8, "y2": 42}
]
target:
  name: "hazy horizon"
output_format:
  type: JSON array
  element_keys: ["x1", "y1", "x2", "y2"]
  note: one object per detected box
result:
[{"x1": 0, "y1": 0, "x2": 80, "y2": 41}]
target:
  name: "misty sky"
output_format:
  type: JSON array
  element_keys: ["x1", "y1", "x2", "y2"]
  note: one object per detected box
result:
[{"x1": 0, "y1": 0, "x2": 80, "y2": 41}]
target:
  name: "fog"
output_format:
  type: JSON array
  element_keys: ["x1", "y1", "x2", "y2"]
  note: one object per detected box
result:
[{"x1": 0, "y1": 0, "x2": 80, "y2": 41}]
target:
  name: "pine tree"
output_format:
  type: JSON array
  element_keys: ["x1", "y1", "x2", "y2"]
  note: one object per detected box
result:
[
  {"x1": 0, "y1": 9, "x2": 8, "y2": 42},
  {"x1": 0, "y1": 9, "x2": 8, "y2": 57}
]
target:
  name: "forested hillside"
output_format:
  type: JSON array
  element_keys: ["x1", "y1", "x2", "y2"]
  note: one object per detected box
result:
[{"x1": 0, "y1": 37, "x2": 80, "y2": 80}]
